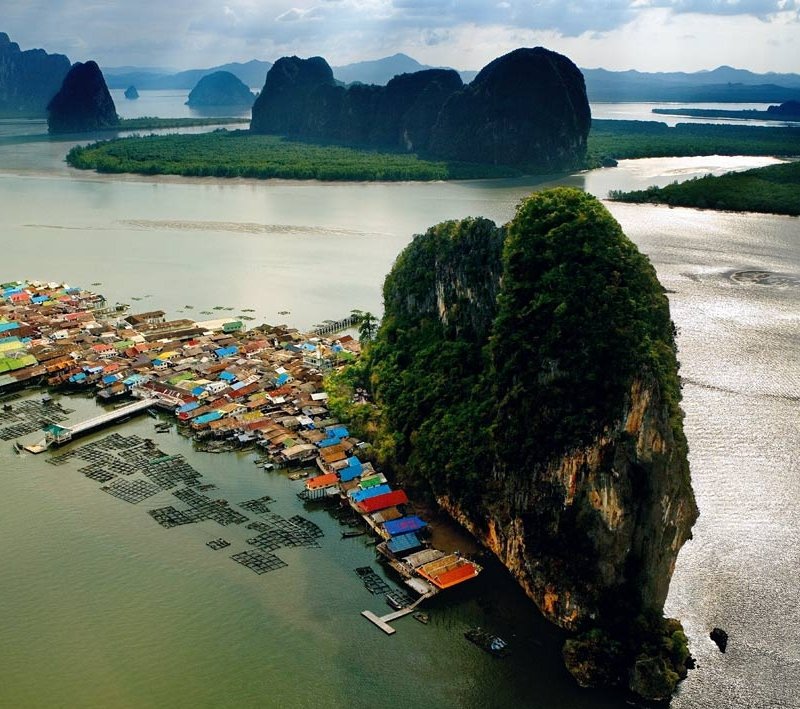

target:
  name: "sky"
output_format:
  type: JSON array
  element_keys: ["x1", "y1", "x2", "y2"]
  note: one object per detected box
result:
[{"x1": 3, "y1": 0, "x2": 798, "y2": 74}]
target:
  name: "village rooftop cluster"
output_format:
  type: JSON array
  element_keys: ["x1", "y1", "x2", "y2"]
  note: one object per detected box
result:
[{"x1": 1, "y1": 280, "x2": 481, "y2": 607}]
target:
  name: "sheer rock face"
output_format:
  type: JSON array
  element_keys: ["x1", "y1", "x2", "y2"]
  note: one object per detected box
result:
[
  {"x1": 0, "y1": 32, "x2": 71, "y2": 116},
  {"x1": 186, "y1": 71, "x2": 254, "y2": 107},
  {"x1": 429, "y1": 47, "x2": 591, "y2": 170},
  {"x1": 47, "y1": 61, "x2": 118, "y2": 133},
  {"x1": 438, "y1": 373, "x2": 697, "y2": 629},
  {"x1": 251, "y1": 48, "x2": 589, "y2": 169}
]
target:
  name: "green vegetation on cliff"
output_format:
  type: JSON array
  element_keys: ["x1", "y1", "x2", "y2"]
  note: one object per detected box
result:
[
  {"x1": 367, "y1": 189, "x2": 683, "y2": 503},
  {"x1": 609, "y1": 160, "x2": 800, "y2": 216}
]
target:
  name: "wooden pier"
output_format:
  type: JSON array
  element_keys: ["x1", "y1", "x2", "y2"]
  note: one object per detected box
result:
[
  {"x1": 25, "y1": 398, "x2": 155, "y2": 452},
  {"x1": 361, "y1": 592, "x2": 433, "y2": 635},
  {"x1": 312, "y1": 316, "x2": 357, "y2": 336}
]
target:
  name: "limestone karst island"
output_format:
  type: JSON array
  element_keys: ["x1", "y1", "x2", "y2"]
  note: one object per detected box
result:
[{"x1": 1, "y1": 6, "x2": 798, "y2": 708}]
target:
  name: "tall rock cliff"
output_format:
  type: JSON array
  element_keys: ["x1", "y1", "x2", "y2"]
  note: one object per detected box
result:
[
  {"x1": 251, "y1": 55, "x2": 463, "y2": 153},
  {"x1": 365, "y1": 188, "x2": 697, "y2": 700},
  {"x1": 0, "y1": 32, "x2": 70, "y2": 116},
  {"x1": 47, "y1": 60, "x2": 118, "y2": 134},
  {"x1": 251, "y1": 48, "x2": 589, "y2": 169},
  {"x1": 429, "y1": 47, "x2": 590, "y2": 169}
]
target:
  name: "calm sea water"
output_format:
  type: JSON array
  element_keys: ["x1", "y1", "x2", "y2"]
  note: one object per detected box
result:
[{"x1": 0, "y1": 103, "x2": 798, "y2": 708}]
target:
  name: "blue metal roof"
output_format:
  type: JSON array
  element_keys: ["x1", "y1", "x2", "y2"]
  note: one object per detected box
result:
[
  {"x1": 274, "y1": 372, "x2": 290, "y2": 385},
  {"x1": 0, "y1": 322, "x2": 20, "y2": 333},
  {"x1": 326, "y1": 425, "x2": 349, "y2": 439},
  {"x1": 349, "y1": 484, "x2": 392, "y2": 502},
  {"x1": 387, "y1": 532, "x2": 422, "y2": 555},
  {"x1": 339, "y1": 465, "x2": 362, "y2": 483},
  {"x1": 219, "y1": 371, "x2": 236, "y2": 381},
  {"x1": 383, "y1": 515, "x2": 428, "y2": 537},
  {"x1": 215, "y1": 346, "x2": 238, "y2": 358},
  {"x1": 177, "y1": 401, "x2": 200, "y2": 413}
]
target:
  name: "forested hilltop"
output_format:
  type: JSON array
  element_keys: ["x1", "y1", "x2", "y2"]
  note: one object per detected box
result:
[{"x1": 331, "y1": 188, "x2": 698, "y2": 701}]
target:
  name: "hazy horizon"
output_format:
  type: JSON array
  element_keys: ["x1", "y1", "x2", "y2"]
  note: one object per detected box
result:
[{"x1": 3, "y1": 1, "x2": 798, "y2": 75}]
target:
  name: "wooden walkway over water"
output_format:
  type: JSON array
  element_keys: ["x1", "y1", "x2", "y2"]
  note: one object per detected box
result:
[
  {"x1": 25, "y1": 398, "x2": 155, "y2": 452},
  {"x1": 361, "y1": 592, "x2": 433, "y2": 635},
  {"x1": 312, "y1": 316, "x2": 357, "y2": 336}
]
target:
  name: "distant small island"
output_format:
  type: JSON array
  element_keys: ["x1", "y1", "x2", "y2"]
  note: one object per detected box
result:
[
  {"x1": 185, "y1": 71, "x2": 254, "y2": 107},
  {"x1": 652, "y1": 100, "x2": 800, "y2": 122},
  {"x1": 124, "y1": 85, "x2": 139, "y2": 100},
  {"x1": 609, "y1": 160, "x2": 800, "y2": 216}
]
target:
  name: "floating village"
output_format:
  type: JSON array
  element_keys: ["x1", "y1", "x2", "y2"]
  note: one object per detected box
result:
[{"x1": 1, "y1": 280, "x2": 488, "y2": 638}]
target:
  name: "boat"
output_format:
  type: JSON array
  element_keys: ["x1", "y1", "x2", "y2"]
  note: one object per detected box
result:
[
  {"x1": 41, "y1": 393, "x2": 52, "y2": 403},
  {"x1": 288, "y1": 471, "x2": 309, "y2": 481},
  {"x1": 464, "y1": 627, "x2": 510, "y2": 657},
  {"x1": 13, "y1": 441, "x2": 23, "y2": 454},
  {"x1": 341, "y1": 529, "x2": 366, "y2": 539},
  {"x1": 413, "y1": 612, "x2": 430, "y2": 625}
]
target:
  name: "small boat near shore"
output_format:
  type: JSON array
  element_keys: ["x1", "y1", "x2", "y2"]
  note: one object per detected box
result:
[
  {"x1": 464, "y1": 627, "x2": 510, "y2": 658},
  {"x1": 341, "y1": 529, "x2": 365, "y2": 539}
]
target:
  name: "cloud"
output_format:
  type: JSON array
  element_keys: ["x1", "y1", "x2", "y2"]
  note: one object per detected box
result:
[{"x1": 1, "y1": 0, "x2": 797, "y2": 72}]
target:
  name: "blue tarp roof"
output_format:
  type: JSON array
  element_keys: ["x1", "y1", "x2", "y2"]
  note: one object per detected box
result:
[
  {"x1": 177, "y1": 401, "x2": 200, "y2": 413},
  {"x1": 219, "y1": 371, "x2": 236, "y2": 381},
  {"x1": 191, "y1": 385, "x2": 205, "y2": 396},
  {"x1": 152, "y1": 359, "x2": 165, "y2": 366},
  {"x1": 274, "y1": 372, "x2": 290, "y2": 386},
  {"x1": 383, "y1": 515, "x2": 428, "y2": 537},
  {"x1": 349, "y1": 484, "x2": 392, "y2": 502},
  {"x1": 326, "y1": 425, "x2": 349, "y2": 439},
  {"x1": 102, "y1": 374, "x2": 119, "y2": 384},
  {"x1": 0, "y1": 322, "x2": 20, "y2": 333},
  {"x1": 317, "y1": 437, "x2": 341, "y2": 449},
  {"x1": 69, "y1": 372, "x2": 87, "y2": 382},
  {"x1": 31, "y1": 296, "x2": 49, "y2": 304},
  {"x1": 387, "y1": 532, "x2": 422, "y2": 555},
  {"x1": 339, "y1": 465, "x2": 362, "y2": 483}
]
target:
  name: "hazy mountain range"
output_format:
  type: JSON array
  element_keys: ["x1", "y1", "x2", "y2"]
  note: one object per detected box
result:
[{"x1": 103, "y1": 54, "x2": 800, "y2": 103}]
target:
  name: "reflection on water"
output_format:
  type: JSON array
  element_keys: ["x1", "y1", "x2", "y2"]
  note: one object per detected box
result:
[{"x1": 0, "y1": 119, "x2": 798, "y2": 708}]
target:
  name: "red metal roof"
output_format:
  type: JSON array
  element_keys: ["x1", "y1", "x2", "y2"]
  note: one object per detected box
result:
[{"x1": 357, "y1": 490, "x2": 408, "y2": 513}]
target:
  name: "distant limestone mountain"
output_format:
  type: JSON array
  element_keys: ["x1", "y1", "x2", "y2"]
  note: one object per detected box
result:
[
  {"x1": 47, "y1": 61, "x2": 119, "y2": 133},
  {"x1": 332, "y1": 53, "x2": 432, "y2": 85},
  {"x1": 186, "y1": 71, "x2": 254, "y2": 107},
  {"x1": 332, "y1": 53, "x2": 475, "y2": 86},
  {"x1": 251, "y1": 47, "x2": 590, "y2": 171},
  {"x1": 104, "y1": 60, "x2": 271, "y2": 91},
  {"x1": 583, "y1": 66, "x2": 800, "y2": 102},
  {"x1": 0, "y1": 32, "x2": 71, "y2": 116}
]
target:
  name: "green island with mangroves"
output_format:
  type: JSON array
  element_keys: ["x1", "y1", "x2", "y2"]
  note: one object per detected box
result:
[
  {"x1": 66, "y1": 119, "x2": 800, "y2": 182},
  {"x1": 609, "y1": 159, "x2": 800, "y2": 216}
]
